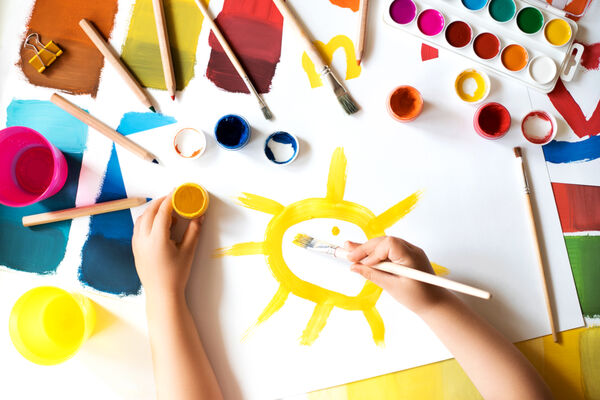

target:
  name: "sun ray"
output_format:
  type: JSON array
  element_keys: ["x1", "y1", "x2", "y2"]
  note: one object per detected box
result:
[
  {"x1": 214, "y1": 241, "x2": 265, "y2": 258},
  {"x1": 431, "y1": 262, "x2": 450, "y2": 276},
  {"x1": 300, "y1": 302, "x2": 334, "y2": 345},
  {"x1": 363, "y1": 307, "x2": 385, "y2": 347},
  {"x1": 325, "y1": 147, "x2": 347, "y2": 203},
  {"x1": 236, "y1": 193, "x2": 284, "y2": 215},
  {"x1": 243, "y1": 286, "x2": 290, "y2": 341},
  {"x1": 369, "y1": 190, "x2": 423, "y2": 231}
]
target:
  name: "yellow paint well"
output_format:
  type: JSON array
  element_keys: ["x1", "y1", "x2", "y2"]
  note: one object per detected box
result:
[
  {"x1": 172, "y1": 183, "x2": 209, "y2": 219},
  {"x1": 544, "y1": 19, "x2": 571, "y2": 47},
  {"x1": 302, "y1": 35, "x2": 362, "y2": 88},
  {"x1": 455, "y1": 70, "x2": 487, "y2": 103},
  {"x1": 216, "y1": 147, "x2": 450, "y2": 345}
]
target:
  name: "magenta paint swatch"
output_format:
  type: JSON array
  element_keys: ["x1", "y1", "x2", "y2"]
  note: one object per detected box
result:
[
  {"x1": 389, "y1": 0, "x2": 417, "y2": 24},
  {"x1": 417, "y1": 9, "x2": 445, "y2": 36}
]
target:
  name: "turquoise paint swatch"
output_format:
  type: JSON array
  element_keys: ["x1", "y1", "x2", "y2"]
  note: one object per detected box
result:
[
  {"x1": 462, "y1": 0, "x2": 488, "y2": 11},
  {"x1": 0, "y1": 100, "x2": 88, "y2": 274},
  {"x1": 488, "y1": 0, "x2": 516, "y2": 22}
]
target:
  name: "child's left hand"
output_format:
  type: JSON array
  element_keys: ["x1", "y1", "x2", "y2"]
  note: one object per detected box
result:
[{"x1": 132, "y1": 194, "x2": 203, "y2": 300}]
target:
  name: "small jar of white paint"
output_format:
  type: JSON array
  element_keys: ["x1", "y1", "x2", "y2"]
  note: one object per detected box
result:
[
  {"x1": 521, "y1": 110, "x2": 557, "y2": 145},
  {"x1": 173, "y1": 127, "x2": 207, "y2": 159},
  {"x1": 264, "y1": 131, "x2": 299, "y2": 165}
]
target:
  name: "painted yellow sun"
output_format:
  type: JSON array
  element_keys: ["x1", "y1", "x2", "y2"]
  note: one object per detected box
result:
[{"x1": 215, "y1": 148, "x2": 448, "y2": 345}]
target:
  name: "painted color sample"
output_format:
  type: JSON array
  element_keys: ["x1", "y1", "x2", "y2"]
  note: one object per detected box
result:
[
  {"x1": 455, "y1": 69, "x2": 488, "y2": 103},
  {"x1": 79, "y1": 112, "x2": 175, "y2": 296},
  {"x1": 543, "y1": 135, "x2": 600, "y2": 164},
  {"x1": 517, "y1": 7, "x2": 544, "y2": 34},
  {"x1": 215, "y1": 115, "x2": 250, "y2": 149},
  {"x1": 488, "y1": 0, "x2": 516, "y2": 22},
  {"x1": 388, "y1": 86, "x2": 423, "y2": 122},
  {"x1": 461, "y1": 0, "x2": 488, "y2": 11},
  {"x1": 301, "y1": 35, "x2": 362, "y2": 88},
  {"x1": 421, "y1": 43, "x2": 439, "y2": 61},
  {"x1": 545, "y1": 19, "x2": 572, "y2": 46},
  {"x1": 417, "y1": 9, "x2": 445, "y2": 36},
  {"x1": 473, "y1": 33, "x2": 501, "y2": 59},
  {"x1": 548, "y1": 79, "x2": 600, "y2": 138},
  {"x1": 206, "y1": 0, "x2": 283, "y2": 94},
  {"x1": 551, "y1": 183, "x2": 600, "y2": 233},
  {"x1": 501, "y1": 44, "x2": 528, "y2": 71},
  {"x1": 474, "y1": 102, "x2": 511, "y2": 139},
  {"x1": 529, "y1": 56, "x2": 557, "y2": 84},
  {"x1": 564, "y1": 235, "x2": 600, "y2": 317},
  {"x1": 264, "y1": 132, "x2": 298, "y2": 164},
  {"x1": 328, "y1": 0, "x2": 359, "y2": 12},
  {"x1": 389, "y1": 0, "x2": 417, "y2": 24},
  {"x1": 18, "y1": 0, "x2": 118, "y2": 96},
  {"x1": 121, "y1": 0, "x2": 205, "y2": 90},
  {"x1": 0, "y1": 100, "x2": 87, "y2": 274},
  {"x1": 172, "y1": 183, "x2": 209, "y2": 218},
  {"x1": 522, "y1": 111, "x2": 555, "y2": 144},
  {"x1": 445, "y1": 21, "x2": 472, "y2": 48},
  {"x1": 580, "y1": 42, "x2": 600, "y2": 71}
]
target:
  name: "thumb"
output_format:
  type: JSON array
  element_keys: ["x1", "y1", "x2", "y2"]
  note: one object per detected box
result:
[{"x1": 350, "y1": 263, "x2": 394, "y2": 290}]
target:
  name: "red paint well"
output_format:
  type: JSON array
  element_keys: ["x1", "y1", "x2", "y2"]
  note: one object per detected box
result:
[
  {"x1": 552, "y1": 183, "x2": 600, "y2": 233},
  {"x1": 474, "y1": 102, "x2": 511, "y2": 139},
  {"x1": 421, "y1": 43, "x2": 439, "y2": 61},
  {"x1": 548, "y1": 78, "x2": 600, "y2": 138},
  {"x1": 473, "y1": 32, "x2": 500, "y2": 60},
  {"x1": 445, "y1": 21, "x2": 472, "y2": 48},
  {"x1": 206, "y1": 0, "x2": 283, "y2": 94}
]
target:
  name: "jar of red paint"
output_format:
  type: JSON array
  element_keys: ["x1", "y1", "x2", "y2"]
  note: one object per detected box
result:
[{"x1": 473, "y1": 102, "x2": 511, "y2": 139}]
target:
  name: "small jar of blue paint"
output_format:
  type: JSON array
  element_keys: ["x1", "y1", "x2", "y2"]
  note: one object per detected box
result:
[
  {"x1": 214, "y1": 114, "x2": 250, "y2": 150},
  {"x1": 264, "y1": 131, "x2": 299, "y2": 165}
]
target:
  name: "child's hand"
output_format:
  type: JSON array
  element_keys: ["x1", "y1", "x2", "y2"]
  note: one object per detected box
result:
[
  {"x1": 346, "y1": 236, "x2": 447, "y2": 315},
  {"x1": 132, "y1": 195, "x2": 203, "y2": 300}
]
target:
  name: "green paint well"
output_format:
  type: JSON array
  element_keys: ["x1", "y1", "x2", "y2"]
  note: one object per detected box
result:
[
  {"x1": 564, "y1": 235, "x2": 600, "y2": 318},
  {"x1": 488, "y1": 0, "x2": 516, "y2": 22},
  {"x1": 516, "y1": 7, "x2": 544, "y2": 34},
  {"x1": 121, "y1": 0, "x2": 206, "y2": 90}
]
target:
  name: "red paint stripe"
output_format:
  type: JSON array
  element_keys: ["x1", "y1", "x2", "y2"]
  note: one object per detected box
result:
[
  {"x1": 577, "y1": 41, "x2": 600, "y2": 71},
  {"x1": 548, "y1": 79, "x2": 600, "y2": 138},
  {"x1": 420, "y1": 43, "x2": 438, "y2": 61},
  {"x1": 552, "y1": 182, "x2": 600, "y2": 232}
]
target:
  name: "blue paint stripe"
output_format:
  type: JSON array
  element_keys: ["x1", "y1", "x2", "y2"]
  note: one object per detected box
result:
[
  {"x1": 117, "y1": 112, "x2": 176, "y2": 136},
  {"x1": 543, "y1": 135, "x2": 600, "y2": 164}
]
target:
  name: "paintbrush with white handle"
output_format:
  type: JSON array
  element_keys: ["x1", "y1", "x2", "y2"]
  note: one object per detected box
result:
[
  {"x1": 293, "y1": 234, "x2": 491, "y2": 300},
  {"x1": 271, "y1": 0, "x2": 359, "y2": 115}
]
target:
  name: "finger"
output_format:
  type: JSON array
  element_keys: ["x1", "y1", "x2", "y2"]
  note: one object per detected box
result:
[
  {"x1": 153, "y1": 195, "x2": 174, "y2": 236},
  {"x1": 346, "y1": 236, "x2": 386, "y2": 262},
  {"x1": 343, "y1": 241, "x2": 361, "y2": 251},
  {"x1": 180, "y1": 215, "x2": 203, "y2": 253},
  {"x1": 350, "y1": 263, "x2": 394, "y2": 290},
  {"x1": 139, "y1": 197, "x2": 165, "y2": 234}
]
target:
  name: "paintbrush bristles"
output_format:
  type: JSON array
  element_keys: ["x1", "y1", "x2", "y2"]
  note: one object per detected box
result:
[
  {"x1": 338, "y1": 93, "x2": 359, "y2": 115},
  {"x1": 262, "y1": 105, "x2": 273, "y2": 120},
  {"x1": 292, "y1": 233, "x2": 314, "y2": 248},
  {"x1": 513, "y1": 146, "x2": 522, "y2": 158}
]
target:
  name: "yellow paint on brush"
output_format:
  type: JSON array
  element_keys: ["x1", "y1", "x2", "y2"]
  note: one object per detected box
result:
[
  {"x1": 544, "y1": 19, "x2": 572, "y2": 47},
  {"x1": 302, "y1": 35, "x2": 362, "y2": 88},
  {"x1": 172, "y1": 183, "x2": 209, "y2": 219},
  {"x1": 216, "y1": 147, "x2": 450, "y2": 346},
  {"x1": 455, "y1": 70, "x2": 487, "y2": 103}
]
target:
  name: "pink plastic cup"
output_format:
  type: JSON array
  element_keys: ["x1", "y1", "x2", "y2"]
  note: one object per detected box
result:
[{"x1": 0, "y1": 126, "x2": 68, "y2": 207}]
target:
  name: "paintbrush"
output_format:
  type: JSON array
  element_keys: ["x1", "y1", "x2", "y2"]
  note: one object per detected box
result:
[
  {"x1": 293, "y1": 234, "x2": 491, "y2": 299},
  {"x1": 514, "y1": 147, "x2": 558, "y2": 342},
  {"x1": 271, "y1": 0, "x2": 359, "y2": 115},
  {"x1": 192, "y1": 0, "x2": 273, "y2": 120}
]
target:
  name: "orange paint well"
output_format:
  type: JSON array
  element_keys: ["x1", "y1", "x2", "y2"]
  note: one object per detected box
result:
[
  {"x1": 387, "y1": 86, "x2": 423, "y2": 122},
  {"x1": 501, "y1": 44, "x2": 529, "y2": 72}
]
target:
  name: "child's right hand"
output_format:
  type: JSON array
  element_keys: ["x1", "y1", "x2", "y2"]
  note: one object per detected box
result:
[{"x1": 346, "y1": 236, "x2": 449, "y2": 315}]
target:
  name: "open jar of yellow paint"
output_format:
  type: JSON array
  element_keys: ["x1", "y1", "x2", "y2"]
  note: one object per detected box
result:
[
  {"x1": 172, "y1": 182, "x2": 209, "y2": 219},
  {"x1": 9, "y1": 286, "x2": 96, "y2": 365}
]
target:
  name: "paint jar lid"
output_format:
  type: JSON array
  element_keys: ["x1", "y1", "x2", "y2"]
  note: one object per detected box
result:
[
  {"x1": 173, "y1": 127, "x2": 206, "y2": 159},
  {"x1": 172, "y1": 183, "x2": 209, "y2": 219},
  {"x1": 264, "y1": 132, "x2": 299, "y2": 165}
]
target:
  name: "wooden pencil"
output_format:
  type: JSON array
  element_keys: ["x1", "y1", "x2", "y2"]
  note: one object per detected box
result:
[
  {"x1": 514, "y1": 147, "x2": 559, "y2": 342},
  {"x1": 23, "y1": 197, "x2": 149, "y2": 227},
  {"x1": 356, "y1": 0, "x2": 368, "y2": 65},
  {"x1": 152, "y1": 0, "x2": 176, "y2": 100},
  {"x1": 50, "y1": 93, "x2": 161, "y2": 165},
  {"x1": 79, "y1": 19, "x2": 157, "y2": 112}
]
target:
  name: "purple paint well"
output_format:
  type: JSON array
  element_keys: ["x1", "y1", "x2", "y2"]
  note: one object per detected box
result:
[
  {"x1": 389, "y1": 0, "x2": 417, "y2": 25},
  {"x1": 417, "y1": 9, "x2": 445, "y2": 36}
]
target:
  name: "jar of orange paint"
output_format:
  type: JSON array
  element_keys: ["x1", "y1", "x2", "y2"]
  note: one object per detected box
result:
[
  {"x1": 172, "y1": 183, "x2": 210, "y2": 219},
  {"x1": 387, "y1": 85, "x2": 424, "y2": 122}
]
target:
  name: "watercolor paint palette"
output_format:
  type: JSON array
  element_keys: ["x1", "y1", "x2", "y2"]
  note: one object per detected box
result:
[{"x1": 383, "y1": 0, "x2": 584, "y2": 92}]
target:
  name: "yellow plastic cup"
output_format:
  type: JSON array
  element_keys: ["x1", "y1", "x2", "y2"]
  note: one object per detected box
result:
[
  {"x1": 9, "y1": 286, "x2": 96, "y2": 365},
  {"x1": 172, "y1": 182, "x2": 209, "y2": 219}
]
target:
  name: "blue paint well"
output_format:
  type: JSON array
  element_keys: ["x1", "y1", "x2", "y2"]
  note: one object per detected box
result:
[
  {"x1": 543, "y1": 136, "x2": 600, "y2": 164},
  {"x1": 0, "y1": 100, "x2": 87, "y2": 274},
  {"x1": 214, "y1": 114, "x2": 250, "y2": 150},
  {"x1": 264, "y1": 131, "x2": 298, "y2": 164},
  {"x1": 79, "y1": 112, "x2": 175, "y2": 296},
  {"x1": 462, "y1": 0, "x2": 488, "y2": 10}
]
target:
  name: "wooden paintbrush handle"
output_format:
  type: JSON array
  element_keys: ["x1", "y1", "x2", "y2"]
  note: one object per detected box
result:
[
  {"x1": 50, "y1": 94, "x2": 157, "y2": 163},
  {"x1": 271, "y1": 0, "x2": 326, "y2": 71}
]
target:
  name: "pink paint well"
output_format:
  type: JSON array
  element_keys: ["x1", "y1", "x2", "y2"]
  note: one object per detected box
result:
[
  {"x1": 389, "y1": 0, "x2": 417, "y2": 24},
  {"x1": 417, "y1": 9, "x2": 445, "y2": 36}
]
